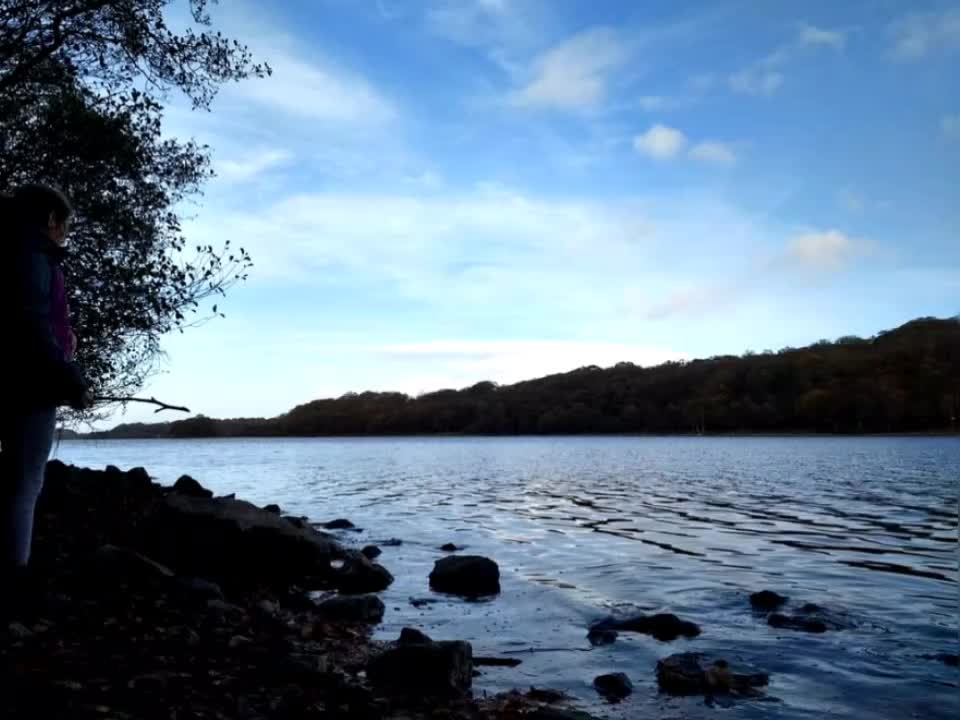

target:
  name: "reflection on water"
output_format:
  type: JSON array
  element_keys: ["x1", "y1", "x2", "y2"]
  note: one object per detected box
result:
[{"x1": 56, "y1": 436, "x2": 959, "y2": 719}]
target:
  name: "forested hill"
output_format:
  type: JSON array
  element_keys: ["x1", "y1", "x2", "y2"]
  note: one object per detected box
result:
[{"x1": 87, "y1": 317, "x2": 959, "y2": 438}]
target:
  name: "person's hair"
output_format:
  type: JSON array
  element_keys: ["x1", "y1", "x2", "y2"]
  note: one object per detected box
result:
[{"x1": 4, "y1": 183, "x2": 74, "y2": 228}]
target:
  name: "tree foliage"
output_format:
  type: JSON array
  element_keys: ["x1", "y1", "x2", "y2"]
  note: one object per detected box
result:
[
  {"x1": 0, "y1": 0, "x2": 265, "y2": 404},
  {"x1": 92, "y1": 317, "x2": 960, "y2": 438}
]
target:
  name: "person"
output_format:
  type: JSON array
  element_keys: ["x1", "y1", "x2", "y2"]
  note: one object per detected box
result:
[{"x1": 1, "y1": 184, "x2": 91, "y2": 598}]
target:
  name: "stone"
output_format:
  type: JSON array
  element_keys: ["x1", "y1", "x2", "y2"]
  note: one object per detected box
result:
[
  {"x1": 361, "y1": 545, "x2": 382, "y2": 560},
  {"x1": 429, "y1": 555, "x2": 500, "y2": 597},
  {"x1": 175, "y1": 576, "x2": 225, "y2": 602},
  {"x1": 263, "y1": 504, "x2": 281, "y2": 514},
  {"x1": 380, "y1": 538, "x2": 402, "y2": 547},
  {"x1": 410, "y1": 597, "x2": 439, "y2": 608},
  {"x1": 527, "y1": 709, "x2": 598, "y2": 720},
  {"x1": 592, "y1": 612, "x2": 700, "y2": 642},
  {"x1": 85, "y1": 545, "x2": 175, "y2": 587},
  {"x1": 474, "y1": 656, "x2": 522, "y2": 667},
  {"x1": 284, "y1": 516, "x2": 307, "y2": 529},
  {"x1": 934, "y1": 653, "x2": 959, "y2": 667},
  {"x1": 398, "y1": 627, "x2": 432, "y2": 644},
  {"x1": 323, "y1": 518, "x2": 355, "y2": 530},
  {"x1": 138, "y1": 493, "x2": 341, "y2": 590},
  {"x1": 172, "y1": 475, "x2": 213, "y2": 499},
  {"x1": 126, "y1": 467, "x2": 152, "y2": 489},
  {"x1": 229, "y1": 634, "x2": 252, "y2": 649},
  {"x1": 316, "y1": 595, "x2": 385, "y2": 623},
  {"x1": 440, "y1": 543, "x2": 460, "y2": 552},
  {"x1": 750, "y1": 590, "x2": 788, "y2": 611},
  {"x1": 334, "y1": 551, "x2": 394, "y2": 594},
  {"x1": 593, "y1": 672, "x2": 633, "y2": 699},
  {"x1": 8, "y1": 622, "x2": 33, "y2": 639},
  {"x1": 368, "y1": 639, "x2": 473, "y2": 696},
  {"x1": 587, "y1": 627, "x2": 618, "y2": 646},
  {"x1": 657, "y1": 653, "x2": 770, "y2": 696},
  {"x1": 768, "y1": 613, "x2": 826, "y2": 633}
]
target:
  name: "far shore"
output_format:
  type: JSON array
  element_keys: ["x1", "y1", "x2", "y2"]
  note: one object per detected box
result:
[{"x1": 65, "y1": 431, "x2": 960, "y2": 440}]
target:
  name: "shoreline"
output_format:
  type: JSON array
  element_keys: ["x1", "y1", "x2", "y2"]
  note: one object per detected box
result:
[{"x1": 67, "y1": 431, "x2": 960, "y2": 440}]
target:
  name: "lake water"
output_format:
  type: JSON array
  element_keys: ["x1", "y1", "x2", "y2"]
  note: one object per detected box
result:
[{"x1": 54, "y1": 436, "x2": 958, "y2": 719}]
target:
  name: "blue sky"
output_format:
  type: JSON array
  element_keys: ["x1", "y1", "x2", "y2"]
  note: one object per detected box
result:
[{"x1": 109, "y1": 0, "x2": 958, "y2": 424}]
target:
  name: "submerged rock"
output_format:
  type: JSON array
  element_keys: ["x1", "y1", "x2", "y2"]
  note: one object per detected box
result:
[
  {"x1": 334, "y1": 551, "x2": 394, "y2": 594},
  {"x1": 440, "y1": 543, "x2": 460, "y2": 552},
  {"x1": 768, "y1": 613, "x2": 827, "y2": 633},
  {"x1": 587, "y1": 627, "x2": 618, "y2": 646},
  {"x1": 429, "y1": 555, "x2": 500, "y2": 597},
  {"x1": 592, "y1": 613, "x2": 700, "y2": 642},
  {"x1": 657, "y1": 653, "x2": 770, "y2": 696},
  {"x1": 322, "y1": 518, "x2": 355, "y2": 530},
  {"x1": 750, "y1": 590, "x2": 788, "y2": 611},
  {"x1": 316, "y1": 594, "x2": 385, "y2": 623},
  {"x1": 172, "y1": 475, "x2": 213, "y2": 499},
  {"x1": 593, "y1": 672, "x2": 633, "y2": 699},
  {"x1": 368, "y1": 633, "x2": 473, "y2": 696}
]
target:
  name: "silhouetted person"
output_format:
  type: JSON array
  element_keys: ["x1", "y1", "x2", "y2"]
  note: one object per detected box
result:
[{"x1": 1, "y1": 184, "x2": 91, "y2": 613}]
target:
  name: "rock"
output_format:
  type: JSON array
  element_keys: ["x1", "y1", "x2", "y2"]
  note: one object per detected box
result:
[
  {"x1": 323, "y1": 518, "x2": 355, "y2": 530},
  {"x1": 138, "y1": 493, "x2": 341, "y2": 590},
  {"x1": 368, "y1": 639, "x2": 473, "y2": 696},
  {"x1": 410, "y1": 597, "x2": 439, "y2": 608},
  {"x1": 256, "y1": 599, "x2": 280, "y2": 616},
  {"x1": 768, "y1": 613, "x2": 826, "y2": 633},
  {"x1": 527, "y1": 688, "x2": 568, "y2": 703},
  {"x1": 333, "y1": 551, "x2": 394, "y2": 594},
  {"x1": 284, "y1": 516, "x2": 307, "y2": 529},
  {"x1": 933, "y1": 653, "x2": 959, "y2": 667},
  {"x1": 657, "y1": 653, "x2": 769, "y2": 696},
  {"x1": 229, "y1": 634, "x2": 252, "y2": 649},
  {"x1": 380, "y1": 538, "x2": 402, "y2": 547},
  {"x1": 587, "y1": 627, "x2": 618, "y2": 646},
  {"x1": 750, "y1": 590, "x2": 788, "y2": 611},
  {"x1": 316, "y1": 595, "x2": 385, "y2": 623},
  {"x1": 172, "y1": 475, "x2": 213, "y2": 499},
  {"x1": 592, "y1": 613, "x2": 700, "y2": 642},
  {"x1": 474, "y1": 656, "x2": 522, "y2": 667},
  {"x1": 263, "y1": 504, "x2": 281, "y2": 514},
  {"x1": 440, "y1": 543, "x2": 459, "y2": 552},
  {"x1": 126, "y1": 467, "x2": 152, "y2": 489},
  {"x1": 399, "y1": 627, "x2": 433, "y2": 644},
  {"x1": 361, "y1": 545, "x2": 382, "y2": 560},
  {"x1": 176, "y1": 576, "x2": 225, "y2": 602},
  {"x1": 429, "y1": 555, "x2": 500, "y2": 597},
  {"x1": 593, "y1": 672, "x2": 633, "y2": 699},
  {"x1": 527, "y1": 709, "x2": 598, "y2": 720},
  {"x1": 84, "y1": 545, "x2": 174, "y2": 587},
  {"x1": 7, "y1": 622, "x2": 33, "y2": 639}
]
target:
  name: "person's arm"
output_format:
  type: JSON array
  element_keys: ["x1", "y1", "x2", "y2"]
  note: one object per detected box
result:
[{"x1": 12, "y1": 245, "x2": 88, "y2": 406}]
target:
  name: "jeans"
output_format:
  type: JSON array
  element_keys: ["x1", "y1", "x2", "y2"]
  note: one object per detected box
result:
[{"x1": 0, "y1": 407, "x2": 56, "y2": 567}]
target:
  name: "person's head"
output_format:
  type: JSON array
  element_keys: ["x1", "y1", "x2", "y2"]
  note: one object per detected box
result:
[{"x1": 11, "y1": 184, "x2": 74, "y2": 247}]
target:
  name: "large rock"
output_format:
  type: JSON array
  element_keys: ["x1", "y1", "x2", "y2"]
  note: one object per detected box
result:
[
  {"x1": 750, "y1": 590, "x2": 788, "y2": 611},
  {"x1": 83, "y1": 545, "x2": 174, "y2": 587},
  {"x1": 592, "y1": 613, "x2": 700, "y2": 642},
  {"x1": 316, "y1": 594, "x2": 385, "y2": 623},
  {"x1": 172, "y1": 475, "x2": 213, "y2": 499},
  {"x1": 429, "y1": 555, "x2": 500, "y2": 597},
  {"x1": 367, "y1": 633, "x2": 473, "y2": 696},
  {"x1": 593, "y1": 672, "x2": 633, "y2": 699},
  {"x1": 334, "y1": 551, "x2": 394, "y2": 594},
  {"x1": 657, "y1": 653, "x2": 769, "y2": 696},
  {"x1": 138, "y1": 493, "x2": 343, "y2": 590}
]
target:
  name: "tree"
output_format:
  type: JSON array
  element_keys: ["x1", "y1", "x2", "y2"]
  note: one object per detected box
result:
[{"x1": 0, "y1": 0, "x2": 267, "y2": 408}]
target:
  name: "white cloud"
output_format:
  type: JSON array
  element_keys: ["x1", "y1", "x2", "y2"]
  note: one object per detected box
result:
[
  {"x1": 231, "y1": 49, "x2": 396, "y2": 125},
  {"x1": 890, "y1": 9, "x2": 960, "y2": 60},
  {"x1": 942, "y1": 113, "x2": 960, "y2": 142},
  {"x1": 729, "y1": 67, "x2": 784, "y2": 96},
  {"x1": 509, "y1": 28, "x2": 627, "y2": 111},
  {"x1": 787, "y1": 230, "x2": 863, "y2": 272},
  {"x1": 836, "y1": 188, "x2": 866, "y2": 214},
  {"x1": 217, "y1": 148, "x2": 293, "y2": 182},
  {"x1": 798, "y1": 24, "x2": 846, "y2": 50},
  {"x1": 689, "y1": 140, "x2": 737, "y2": 165},
  {"x1": 373, "y1": 340, "x2": 688, "y2": 393},
  {"x1": 633, "y1": 124, "x2": 687, "y2": 159}
]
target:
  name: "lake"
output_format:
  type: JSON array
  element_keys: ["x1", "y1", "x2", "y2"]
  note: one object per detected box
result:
[{"x1": 53, "y1": 436, "x2": 958, "y2": 719}]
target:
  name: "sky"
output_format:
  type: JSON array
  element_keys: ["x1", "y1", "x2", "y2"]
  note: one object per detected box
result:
[{"x1": 106, "y1": 0, "x2": 959, "y2": 425}]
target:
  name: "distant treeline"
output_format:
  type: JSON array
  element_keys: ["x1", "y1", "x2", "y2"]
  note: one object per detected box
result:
[{"x1": 85, "y1": 317, "x2": 959, "y2": 439}]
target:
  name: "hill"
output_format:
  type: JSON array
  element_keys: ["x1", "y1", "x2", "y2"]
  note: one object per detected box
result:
[{"x1": 84, "y1": 317, "x2": 959, "y2": 438}]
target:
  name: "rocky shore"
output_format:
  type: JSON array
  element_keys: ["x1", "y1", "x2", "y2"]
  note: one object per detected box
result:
[{"x1": 1, "y1": 462, "x2": 597, "y2": 719}]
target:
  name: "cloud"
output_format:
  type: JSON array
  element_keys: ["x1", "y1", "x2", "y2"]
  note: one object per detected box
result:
[
  {"x1": 230, "y1": 48, "x2": 396, "y2": 125},
  {"x1": 644, "y1": 285, "x2": 738, "y2": 320},
  {"x1": 509, "y1": 28, "x2": 627, "y2": 111},
  {"x1": 729, "y1": 67, "x2": 785, "y2": 96},
  {"x1": 890, "y1": 9, "x2": 960, "y2": 60},
  {"x1": 942, "y1": 113, "x2": 960, "y2": 142},
  {"x1": 729, "y1": 23, "x2": 844, "y2": 96},
  {"x1": 373, "y1": 340, "x2": 688, "y2": 392},
  {"x1": 798, "y1": 24, "x2": 846, "y2": 50},
  {"x1": 216, "y1": 148, "x2": 293, "y2": 182},
  {"x1": 786, "y1": 230, "x2": 863, "y2": 272},
  {"x1": 633, "y1": 124, "x2": 687, "y2": 159},
  {"x1": 688, "y1": 141, "x2": 737, "y2": 165},
  {"x1": 836, "y1": 188, "x2": 866, "y2": 213}
]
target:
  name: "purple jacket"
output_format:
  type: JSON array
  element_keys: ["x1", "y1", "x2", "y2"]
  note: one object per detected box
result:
[{"x1": 49, "y1": 263, "x2": 74, "y2": 360}]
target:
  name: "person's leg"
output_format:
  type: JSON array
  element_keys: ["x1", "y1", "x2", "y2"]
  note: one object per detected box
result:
[{"x1": 0, "y1": 407, "x2": 57, "y2": 568}]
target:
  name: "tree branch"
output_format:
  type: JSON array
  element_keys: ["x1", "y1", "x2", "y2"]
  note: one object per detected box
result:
[{"x1": 95, "y1": 395, "x2": 190, "y2": 413}]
